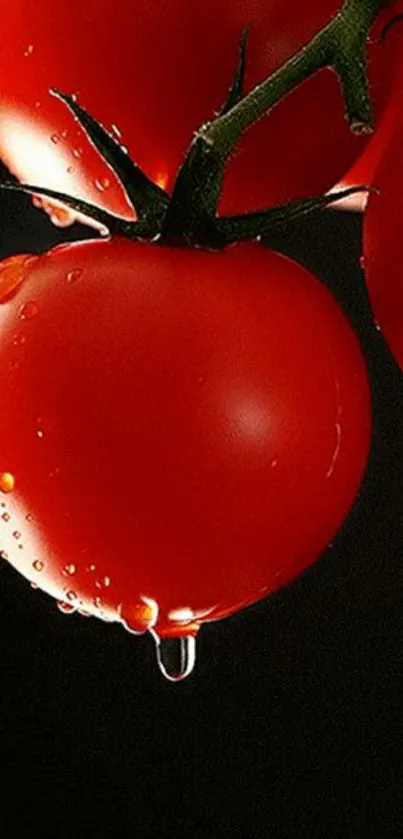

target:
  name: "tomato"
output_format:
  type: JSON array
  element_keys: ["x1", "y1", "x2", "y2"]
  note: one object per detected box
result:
[
  {"x1": 0, "y1": 0, "x2": 393, "y2": 223},
  {"x1": 0, "y1": 239, "x2": 370, "y2": 677},
  {"x1": 363, "y1": 115, "x2": 403, "y2": 369}
]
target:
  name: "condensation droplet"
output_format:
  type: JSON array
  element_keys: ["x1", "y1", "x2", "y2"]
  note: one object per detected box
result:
[
  {"x1": 30, "y1": 582, "x2": 38, "y2": 590},
  {"x1": 72, "y1": 148, "x2": 82, "y2": 159},
  {"x1": 26, "y1": 514, "x2": 33, "y2": 522},
  {"x1": 37, "y1": 428, "x2": 45, "y2": 439},
  {"x1": 57, "y1": 600, "x2": 76, "y2": 614},
  {"x1": 2, "y1": 512, "x2": 10, "y2": 522},
  {"x1": 0, "y1": 254, "x2": 37, "y2": 302},
  {"x1": 103, "y1": 575, "x2": 111, "y2": 587},
  {"x1": 51, "y1": 134, "x2": 60, "y2": 144},
  {"x1": 24, "y1": 44, "x2": 34, "y2": 57},
  {"x1": 152, "y1": 633, "x2": 196, "y2": 682},
  {"x1": 66, "y1": 268, "x2": 83, "y2": 284},
  {"x1": 93, "y1": 596, "x2": 102, "y2": 608},
  {"x1": 111, "y1": 124, "x2": 122, "y2": 139},
  {"x1": 13, "y1": 334, "x2": 26, "y2": 346},
  {"x1": 19, "y1": 301, "x2": 38, "y2": 320},
  {"x1": 32, "y1": 559, "x2": 44, "y2": 572},
  {"x1": 12, "y1": 530, "x2": 21, "y2": 540},
  {"x1": 61, "y1": 129, "x2": 68, "y2": 139},
  {"x1": 66, "y1": 590, "x2": 77, "y2": 601},
  {"x1": 0, "y1": 472, "x2": 15, "y2": 494},
  {"x1": 63, "y1": 564, "x2": 76, "y2": 576},
  {"x1": 86, "y1": 564, "x2": 96, "y2": 573},
  {"x1": 18, "y1": 544, "x2": 24, "y2": 550},
  {"x1": 94, "y1": 179, "x2": 105, "y2": 192},
  {"x1": 67, "y1": 166, "x2": 74, "y2": 174}
]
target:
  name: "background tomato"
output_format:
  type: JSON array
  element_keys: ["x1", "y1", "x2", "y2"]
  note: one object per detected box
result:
[
  {"x1": 363, "y1": 118, "x2": 403, "y2": 370},
  {"x1": 0, "y1": 0, "x2": 394, "y2": 223},
  {"x1": 0, "y1": 238, "x2": 370, "y2": 672}
]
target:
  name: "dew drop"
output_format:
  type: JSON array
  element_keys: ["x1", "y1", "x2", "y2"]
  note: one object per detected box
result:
[
  {"x1": 66, "y1": 268, "x2": 83, "y2": 284},
  {"x1": 19, "y1": 301, "x2": 38, "y2": 320},
  {"x1": 67, "y1": 166, "x2": 74, "y2": 174},
  {"x1": 152, "y1": 633, "x2": 196, "y2": 682},
  {"x1": 37, "y1": 428, "x2": 45, "y2": 439},
  {"x1": 0, "y1": 550, "x2": 9, "y2": 560},
  {"x1": 12, "y1": 530, "x2": 21, "y2": 540},
  {"x1": 2, "y1": 512, "x2": 10, "y2": 522},
  {"x1": 66, "y1": 590, "x2": 77, "y2": 601},
  {"x1": 72, "y1": 148, "x2": 82, "y2": 159},
  {"x1": 51, "y1": 134, "x2": 60, "y2": 144},
  {"x1": 18, "y1": 544, "x2": 24, "y2": 550},
  {"x1": 103, "y1": 575, "x2": 111, "y2": 587},
  {"x1": 32, "y1": 559, "x2": 44, "y2": 572},
  {"x1": 57, "y1": 600, "x2": 76, "y2": 614},
  {"x1": 0, "y1": 472, "x2": 15, "y2": 494},
  {"x1": 93, "y1": 596, "x2": 102, "y2": 608},
  {"x1": 62, "y1": 563, "x2": 76, "y2": 576},
  {"x1": 61, "y1": 129, "x2": 68, "y2": 139},
  {"x1": 86, "y1": 564, "x2": 96, "y2": 573},
  {"x1": 25, "y1": 514, "x2": 33, "y2": 522},
  {"x1": 94, "y1": 179, "x2": 105, "y2": 192}
]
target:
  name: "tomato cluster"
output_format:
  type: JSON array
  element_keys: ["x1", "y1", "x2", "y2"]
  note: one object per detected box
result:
[{"x1": 0, "y1": 1, "x2": 400, "y2": 680}]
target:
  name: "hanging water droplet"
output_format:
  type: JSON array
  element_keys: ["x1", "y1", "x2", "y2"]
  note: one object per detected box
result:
[
  {"x1": 66, "y1": 268, "x2": 83, "y2": 284},
  {"x1": 152, "y1": 633, "x2": 196, "y2": 682},
  {"x1": 32, "y1": 559, "x2": 44, "y2": 572},
  {"x1": 19, "y1": 301, "x2": 38, "y2": 320},
  {"x1": 57, "y1": 600, "x2": 76, "y2": 614},
  {"x1": 2, "y1": 512, "x2": 10, "y2": 522},
  {"x1": 0, "y1": 472, "x2": 15, "y2": 494},
  {"x1": 62, "y1": 563, "x2": 76, "y2": 576}
]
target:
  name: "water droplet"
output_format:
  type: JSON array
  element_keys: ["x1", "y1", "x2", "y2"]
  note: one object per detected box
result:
[
  {"x1": 12, "y1": 530, "x2": 21, "y2": 540},
  {"x1": 25, "y1": 514, "x2": 33, "y2": 522},
  {"x1": 57, "y1": 600, "x2": 76, "y2": 614},
  {"x1": 35, "y1": 101, "x2": 41, "y2": 109},
  {"x1": 103, "y1": 575, "x2": 111, "y2": 587},
  {"x1": 66, "y1": 268, "x2": 83, "y2": 284},
  {"x1": 71, "y1": 93, "x2": 78, "y2": 103},
  {"x1": 30, "y1": 582, "x2": 38, "y2": 590},
  {"x1": 119, "y1": 597, "x2": 158, "y2": 634},
  {"x1": 2, "y1": 512, "x2": 10, "y2": 522},
  {"x1": 13, "y1": 334, "x2": 26, "y2": 346},
  {"x1": 36, "y1": 428, "x2": 45, "y2": 439},
  {"x1": 86, "y1": 564, "x2": 96, "y2": 573},
  {"x1": 94, "y1": 179, "x2": 105, "y2": 192},
  {"x1": 51, "y1": 134, "x2": 60, "y2": 144},
  {"x1": 61, "y1": 129, "x2": 68, "y2": 139},
  {"x1": 152, "y1": 633, "x2": 196, "y2": 682},
  {"x1": 93, "y1": 596, "x2": 102, "y2": 608},
  {"x1": 19, "y1": 301, "x2": 38, "y2": 320},
  {"x1": 24, "y1": 44, "x2": 34, "y2": 57},
  {"x1": 0, "y1": 550, "x2": 9, "y2": 560},
  {"x1": 78, "y1": 609, "x2": 91, "y2": 618},
  {"x1": 72, "y1": 148, "x2": 82, "y2": 159},
  {"x1": 32, "y1": 559, "x2": 44, "y2": 572},
  {"x1": 67, "y1": 166, "x2": 74, "y2": 174},
  {"x1": 62, "y1": 564, "x2": 76, "y2": 576},
  {"x1": 18, "y1": 544, "x2": 24, "y2": 550},
  {"x1": 111, "y1": 124, "x2": 122, "y2": 139},
  {"x1": 120, "y1": 145, "x2": 129, "y2": 155},
  {"x1": 66, "y1": 590, "x2": 77, "y2": 601},
  {"x1": 0, "y1": 472, "x2": 15, "y2": 494}
]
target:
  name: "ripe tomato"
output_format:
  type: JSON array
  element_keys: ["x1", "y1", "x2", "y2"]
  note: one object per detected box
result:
[
  {"x1": 0, "y1": 240, "x2": 370, "y2": 670},
  {"x1": 0, "y1": 0, "x2": 392, "y2": 223},
  {"x1": 363, "y1": 118, "x2": 403, "y2": 369}
]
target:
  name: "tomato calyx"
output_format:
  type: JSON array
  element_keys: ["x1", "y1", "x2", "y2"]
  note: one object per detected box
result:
[{"x1": 0, "y1": 0, "x2": 383, "y2": 250}]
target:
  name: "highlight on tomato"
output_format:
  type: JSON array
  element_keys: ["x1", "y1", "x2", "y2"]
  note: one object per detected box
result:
[
  {"x1": 0, "y1": 239, "x2": 371, "y2": 679},
  {"x1": 0, "y1": 0, "x2": 394, "y2": 225}
]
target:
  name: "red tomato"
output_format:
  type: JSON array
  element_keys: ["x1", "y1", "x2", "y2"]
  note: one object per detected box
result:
[
  {"x1": 0, "y1": 240, "x2": 370, "y2": 673},
  {"x1": 363, "y1": 114, "x2": 403, "y2": 369},
  {"x1": 0, "y1": 0, "x2": 392, "y2": 222}
]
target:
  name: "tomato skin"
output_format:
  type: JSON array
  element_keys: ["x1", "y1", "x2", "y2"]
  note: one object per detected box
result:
[
  {"x1": 0, "y1": 0, "x2": 392, "y2": 220},
  {"x1": 363, "y1": 123, "x2": 403, "y2": 370},
  {"x1": 0, "y1": 240, "x2": 370, "y2": 638}
]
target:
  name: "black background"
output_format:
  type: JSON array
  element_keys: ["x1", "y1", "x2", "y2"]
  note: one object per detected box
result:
[{"x1": 0, "y1": 187, "x2": 402, "y2": 837}]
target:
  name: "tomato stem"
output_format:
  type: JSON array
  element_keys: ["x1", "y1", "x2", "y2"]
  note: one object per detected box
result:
[{"x1": 163, "y1": 0, "x2": 389, "y2": 236}]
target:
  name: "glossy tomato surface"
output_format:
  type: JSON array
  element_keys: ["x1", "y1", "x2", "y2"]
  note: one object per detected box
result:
[
  {"x1": 0, "y1": 0, "x2": 391, "y2": 221},
  {"x1": 0, "y1": 240, "x2": 371, "y2": 639}
]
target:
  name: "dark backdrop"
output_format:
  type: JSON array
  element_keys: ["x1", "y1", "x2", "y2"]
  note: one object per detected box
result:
[{"x1": 0, "y1": 185, "x2": 402, "y2": 837}]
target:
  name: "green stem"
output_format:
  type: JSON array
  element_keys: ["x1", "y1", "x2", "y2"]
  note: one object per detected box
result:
[{"x1": 163, "y1": 0, "x2": 390, "y2": 237}]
